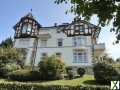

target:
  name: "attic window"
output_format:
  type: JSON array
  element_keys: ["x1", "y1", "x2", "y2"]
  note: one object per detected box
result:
[
  {"x1": 75, "y1": 25, "x2": 79, "y2": 31},
  {"x1": 28, "y1": 24, "x2": 32, "y2": 32},
  {"x1": 74, "y1": 25, "x2": 84, "y2": 32},
  {"x1": 79, "y1": 25, "x2": 84, "y2": 32},
  {"x1": 22, "y1": 24, "x2": 27, "y2": 33}
]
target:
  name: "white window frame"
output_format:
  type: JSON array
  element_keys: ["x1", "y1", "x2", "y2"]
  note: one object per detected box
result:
[
  {"x1": 56, "y1": 52, "x2": 62, "y2": 58},
  {"x1": 57, "y1": 38, "x2": 63, "y2": 47},
  {"x1": 73, "y1": 36, "x2": 86, "y2": 46},
  {"x1": 73, "y1": 50, "x2": 88, "y2": 63}
]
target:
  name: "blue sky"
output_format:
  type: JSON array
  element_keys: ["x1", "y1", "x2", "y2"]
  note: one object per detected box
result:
[{"x1": 0, "y1": 0, "x2": 119, "y2": 59}]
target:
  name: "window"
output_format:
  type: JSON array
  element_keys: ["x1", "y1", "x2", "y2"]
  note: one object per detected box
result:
[
  {"x1": 79, "y1": 25, "x2": 84, "y2": 32},
  {"x1": 75, "y1": 25, "x2": 84, "y2": 32},
  {"x1": 75, "y1": 25, "x2": 79, "y2": 30},
  {"x1": 22, "y1": 24, "x2": 27, "y2": 33},
  {"x1": 73, "y1": 36, "x2": 86, "y2": 46},
  {"x1": 56, "y1": 53, "x2": 61, "y2": 58},
  {"x1": 41, "y1": 40, "x2": 47, "y2": 47},
  {"x1": 41, "y1": 53, "x2": 47, "y2": 60},
  {"x1": 27, "y1": 24, "x2": 32, "y2": 34},
  {"x1": 73, "y1": 50, "x2": 88, "y2": 63},
  {"x1": 57, "y1": 38, "x2": 63, "y2": 47}
]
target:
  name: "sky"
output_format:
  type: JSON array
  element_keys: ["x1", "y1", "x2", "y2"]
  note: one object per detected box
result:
[{"x1": 0, "y1": 0, "x2": 119, "y2": 59}]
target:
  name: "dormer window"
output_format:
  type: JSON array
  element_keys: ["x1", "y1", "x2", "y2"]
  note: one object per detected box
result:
[
  {"x1": 27, "y1": 24, "x2": 32, "y2": 34},
  {"x1": 22, "y1": 24, "x2": 32, "y2": 34},
  {"x1": 79, "y1": 25, "x2": 84, "y2": 32},
  {"x1": 75, "y1": 25, "x2": 79, "y2": 31},
  {"x1": 13, "y1": 12, "x2": 41, "y2": 38},
  {"x1": 75, "y1": 25, "x2": 84, "y2": 32},
  {"x1": 22, "y1": 24, "x2": 27, "y2": 34}
]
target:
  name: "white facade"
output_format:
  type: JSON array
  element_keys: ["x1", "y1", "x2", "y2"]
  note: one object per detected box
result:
[
  {"x1": 14, "y1": 27, "x2": 105, "y2": 67},
  {"x1": 13, "y1": 13, "x2": 105, "y2": 67}
]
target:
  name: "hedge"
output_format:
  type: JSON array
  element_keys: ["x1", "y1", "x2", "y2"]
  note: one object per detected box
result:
[{"x1": 0, "y1": 81, "x2": 110, "y2": 90}]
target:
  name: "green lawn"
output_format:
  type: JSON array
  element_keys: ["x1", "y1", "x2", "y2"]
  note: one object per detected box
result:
[
  {"x1": 0, "y1": 75, "x2": 96, "y2": 86},
  {"x1": 39, "y1": 75, "x2": 95, "y2": 86}
]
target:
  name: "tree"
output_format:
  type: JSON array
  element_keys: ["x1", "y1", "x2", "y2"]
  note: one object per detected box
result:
[
  {"x1": 116, "y1": 58, "x2": 120, "y2": 63},
  {"x1": 93, "y1": 62, "x2": 120, "y2": 84},
  {"x1": 0, "y1": 48, "x2": 26, "y2": 77},
  {"x1": 55, "y1": 0, "x2": 120, "y2": 43},
  {"x1": 38, "y1": 55, "x2": 66, "y2": 80},
  {"x1": 93, "y1": 53, "x2": 115, "y2": 64},
  {"x1": 0, "y1": 48, "x2": 25, "y2": 66},
  {"x1": 0, "y1": 37, "x2": 13, "y2": 48},
  {"x1": 77, "y1": 67, "x2": 85, "y2": 77}
]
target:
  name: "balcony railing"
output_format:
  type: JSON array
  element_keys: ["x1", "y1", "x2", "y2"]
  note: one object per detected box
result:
[{"x1": 94, "y1": 43, "x2": 105, "y2": 50}]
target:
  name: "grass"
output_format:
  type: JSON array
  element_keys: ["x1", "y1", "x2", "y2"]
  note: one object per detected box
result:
[
  {"x1": 0, "y1": 75, "x2": 110, "y2": 87},
  {"x1": 39, "y1": 75, "x2": 94, "y2": 86},
  {"x1": 0, "y1": 75, "x2": 96, "y2": 86}
]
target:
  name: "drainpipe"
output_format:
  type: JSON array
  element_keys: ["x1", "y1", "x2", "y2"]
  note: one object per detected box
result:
[{"x1": 91, "y1": 36, "x2": 95, "y2": 64}]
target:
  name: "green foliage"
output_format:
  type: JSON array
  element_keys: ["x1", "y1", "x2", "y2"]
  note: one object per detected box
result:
[
  {"x1": 116, "y1": 58, "x2": 120, "y2": 63},
  {"x1": 38, "y1": 55, "x2": 66, "y2": 80},
  {"x1": 0, "y1": 37, "x2": 13, "y2": 48},
  {"x1": 93, "y1": 54, "x2": 115, "y2": 64},
  {"x1": 0, "y1": 48, "x2": 26, "y2": 66},
  {"x1": 93, "y1": 62, "x2": 120, "y2": 84},
  {"x1": 0, "y1": 47, "x2": 26, "y2": 77},
  {"x1": 77, "y1": 67, "x2": 85, "y2": 77},
  {"x1": 8, "y1": 69, "x2": 41, "y2": 81},
  {"x1": 0, "y1": 64, "x2": 21, "y2": 78},
  {"x1": 55, "y1": 0, "x2": 120, "y2": 43},
  {"x1": 67, "y1": 70, "x2": 75, "y2": 79},
  {"x1": 66, "y1": 67, "x2": 76, "y2": 79},
  {"x1": 0, "y1": 82, "x2": 110, "y2": 90}
]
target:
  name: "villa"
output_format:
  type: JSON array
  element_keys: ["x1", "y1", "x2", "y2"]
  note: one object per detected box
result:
[{"x1": 13, "y1": 13, "x2": 105, "y2": 67}]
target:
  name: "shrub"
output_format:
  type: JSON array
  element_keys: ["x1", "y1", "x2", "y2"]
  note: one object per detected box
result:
[
  {"x1": 0, "y1": 64, "x2": 21, "y2": 78},
  {"x1": 66, "y1": 67, "x2": 76, "y2": 79},
  {"x1": 67, "y1": 70, "x2": 75, "y2": 79},
  {"x1": 0, "y1": 48, "x2": 24, "y2": 65},
  {"x1": 38, "y1": 55, "x2": 66, "y2": 80},
  {"x1": 93, "y1": 62, "x2": 120, "y2": 84},
  {"x1": 8, "y1": 69, "x2": 41, "y2": 81},
  {"x1": 77, "y1": 67, "x2": 85, "y2": 77},
  {"x1": 66, "y1": 67, "x2": 72, "y2": 73},
  {"x1": 0, "y1": 82, "x2": 110, "y2": 90}
]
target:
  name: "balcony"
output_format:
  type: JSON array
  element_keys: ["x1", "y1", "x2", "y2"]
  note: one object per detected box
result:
[
  {"x1": 38, "y1": 31, "x2": 51, "y2": 39},
  {"x1": 94, "y1": 43, "x2": 105, "y2": 57},
  {"x1": 94, "y1": 43, "x2": 105, "y2": 50}
]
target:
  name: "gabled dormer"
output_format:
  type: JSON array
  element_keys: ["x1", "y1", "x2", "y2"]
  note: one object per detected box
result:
[
  {"x1": 13, "y1": 13, "x2": 41, "y2": 38},
  {"x1": 62, "y1": 17, "x2": 101, "y2": 44}
]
